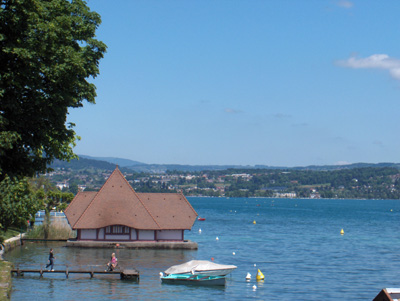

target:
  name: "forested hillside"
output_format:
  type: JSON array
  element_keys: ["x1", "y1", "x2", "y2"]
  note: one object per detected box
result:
[{"x1": 48, "y1": 158, "x2": 400, "y2": 199}]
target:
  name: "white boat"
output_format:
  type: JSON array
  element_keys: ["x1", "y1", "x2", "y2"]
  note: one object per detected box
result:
[
  {"x1": 164, "y1": 260, "x2": 237, "y2": 276},
  {"x1": 161, "y1": 274, "x2": 226, "y2": 286}
]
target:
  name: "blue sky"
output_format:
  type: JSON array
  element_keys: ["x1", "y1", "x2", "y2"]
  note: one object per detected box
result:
[{"x1": 68, "y1": 0, "x2": 400, "y2": 167}]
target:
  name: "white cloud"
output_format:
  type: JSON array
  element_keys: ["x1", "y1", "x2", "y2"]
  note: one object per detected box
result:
[
  {"x1": 337, "y1": 1, "x2": 354, "y2": 9},
  {"x1": 337, "y1": 54, "x2": 400, "y2": 80}
]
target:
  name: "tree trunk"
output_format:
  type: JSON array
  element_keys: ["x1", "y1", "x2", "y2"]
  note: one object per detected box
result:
[{"x1": 44, "y1": 211, "x2": 51, "y2": 239}]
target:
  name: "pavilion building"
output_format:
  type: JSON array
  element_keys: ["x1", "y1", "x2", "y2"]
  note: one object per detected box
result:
[{"x1": 64, "y1": 167, "x2": 198, "y2": 249}]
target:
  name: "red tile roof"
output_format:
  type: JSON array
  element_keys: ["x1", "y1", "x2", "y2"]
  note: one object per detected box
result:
[
  {"x1": 64, "y1": 167, "x2": 197, "y2": 230},
  {"x1": 64, "y1": 191, "x2": 96, "y2": 227}
]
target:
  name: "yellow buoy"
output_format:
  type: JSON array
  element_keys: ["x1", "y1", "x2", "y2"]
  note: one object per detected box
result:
[
  {"x1": 340, "y1": 229, "x2": 344, "y2": 235},
  {"x1": 256, "y1": 269, "x2": 264, "y2": 280},
  {"x1": 253, "y1": 220, "x2": 256, "y2": 224}
]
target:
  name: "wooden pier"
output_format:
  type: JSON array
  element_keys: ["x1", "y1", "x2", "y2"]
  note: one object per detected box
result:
[{"x1": 11, "y1": 266, "x2": 139, "y2": 281}]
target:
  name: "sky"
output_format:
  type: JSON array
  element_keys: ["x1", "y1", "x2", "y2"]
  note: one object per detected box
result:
[{"x1": 68, "y1": 0, "x2": 400, "y2": 167}]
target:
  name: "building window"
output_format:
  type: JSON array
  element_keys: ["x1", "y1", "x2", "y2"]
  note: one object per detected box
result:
[
  {"x1": 105, "y1": 225, "x2": 130, "y2": 234},
  {"x1": 113, "y1": 225, "x2": 123, "y2": 233}
]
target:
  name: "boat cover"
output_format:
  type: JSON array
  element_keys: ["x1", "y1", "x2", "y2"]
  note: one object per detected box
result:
[{"x1": 164, "y1": 260, "x2": 237, "y2": 275}]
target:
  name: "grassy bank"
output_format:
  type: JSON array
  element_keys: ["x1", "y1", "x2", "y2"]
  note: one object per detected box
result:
[
  {"x1": 0, "y1": 228, "x2": 21, "y2": 244},
  {"x1": 0, "y1": 260, "x2": 13, "y2": 300}
]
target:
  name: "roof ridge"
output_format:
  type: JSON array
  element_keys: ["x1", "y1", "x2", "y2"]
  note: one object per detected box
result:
[
  {"x1": 64, "y1": 191, "x2": 82, "y2": 214},
  {"x1": 179, "y1": 191, "x2": 198, "y2": 217},
  {"x1": 115, "y1": 168, "x2": 162, "y2": 229},
  {"x1": 72, "y1": 168, "x2": 117, "y2": 228},
  {"x1": 65, "y1": 191, "x2": 97, "y2": 214}
]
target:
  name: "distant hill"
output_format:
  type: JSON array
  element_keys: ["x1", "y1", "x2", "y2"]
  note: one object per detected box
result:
[
  {"x1": 78, "y1": 155, "x2": 143, "y2": 167},
  {"x1": 51, "y1": 157, "x2": 117, "y2": 171},
  {"x1": 49, "y1": 155, "x2": 400, "y2": 173},
  {"x1": 51, "y1": 157, "x2": 132, "y2": 174}
]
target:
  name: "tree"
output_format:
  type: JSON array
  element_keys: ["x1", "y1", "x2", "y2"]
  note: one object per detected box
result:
[
  {"x1": 41, "y1": 190, "x2": 73, "y2": 238},
  {"x1": 0, "y1": 0, "x2": 107, "y2": 179},
  {"x1": 30, "y1": 176, "x2": 74, "y2": 238},
  {"x1": 0, "y1": 175, "x2": 41, "y2": 231}
]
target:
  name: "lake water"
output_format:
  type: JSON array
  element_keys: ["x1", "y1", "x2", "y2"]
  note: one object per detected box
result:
[{"x1": 5, "y1": 197, "x2": 400, "y2": 300}]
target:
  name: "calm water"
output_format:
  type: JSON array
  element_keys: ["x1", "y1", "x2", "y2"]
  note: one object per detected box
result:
[{"x1": 5, "y1": 197, "x2": 400, "y2": 300}]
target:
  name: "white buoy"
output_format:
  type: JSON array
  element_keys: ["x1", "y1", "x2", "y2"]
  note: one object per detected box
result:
[
  {"x1": 254, "y1": 264, "x2": 256, "y2": 267},
  {"x1": 199, "y1": 228, "x2": 202, "y2": 233},
  {"x1": 246, "y1": 272, "x2": 251, "y2": 280},
  {"x1": 216, "y1": 236, "x2": 219, "y2": 241},
  {"x1": 253, "y1": 285, "x2": 257, "y2": 290},
  {"x1": 232, "y1": 252, "x2": 236, "y2": 255}
]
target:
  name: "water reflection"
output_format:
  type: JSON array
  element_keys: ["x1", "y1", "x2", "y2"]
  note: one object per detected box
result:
[{"x1": 47, "y1": 279, "x2": 56, "y2": 299}]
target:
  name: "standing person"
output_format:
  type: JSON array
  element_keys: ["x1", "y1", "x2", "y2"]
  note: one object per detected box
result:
[
  {"x1": 45, "y1": 248, "x2": 55, "y2": 271},
  {"x1": 106, "y1": 253, "x2": 118, "y2": 271}
]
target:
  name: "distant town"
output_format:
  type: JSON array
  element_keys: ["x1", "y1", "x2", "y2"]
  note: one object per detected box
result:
[{"x1": 47, "y1": 157, "x2": 400, "y2": 200}]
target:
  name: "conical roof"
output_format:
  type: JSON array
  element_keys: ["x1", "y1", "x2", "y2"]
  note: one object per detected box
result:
[{"x1": 65, "y1": 167, "x2": 197, "y2": 230}]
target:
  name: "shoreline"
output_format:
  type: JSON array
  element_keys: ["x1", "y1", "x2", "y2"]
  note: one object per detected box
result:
[
  {"x1": 66, "y1": 239, "x2": 198, "y2": 249},
  {"x1": 0, "y1": 234, "x2": 25, "y2": 300}
]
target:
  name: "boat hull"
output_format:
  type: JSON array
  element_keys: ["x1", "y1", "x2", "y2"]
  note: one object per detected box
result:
[
  {"x1": 161, "y1": 274, "x2": 226, "y2": 286},
  {"x1": 164, "y1": 260, "x2": 237, "y2": 277}
]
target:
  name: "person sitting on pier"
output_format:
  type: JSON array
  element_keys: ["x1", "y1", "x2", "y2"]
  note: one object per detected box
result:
[
  {"x1": 45, "y1": 248, "x2": 55, "y2": 271},
  {"x1": 106, "y1": 253, "x2": 118, "y2": 271}
]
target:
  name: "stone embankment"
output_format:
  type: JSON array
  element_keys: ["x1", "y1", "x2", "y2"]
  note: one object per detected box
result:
[
  {"x1": 66, "y1": 239, "x2": 198, "y2": 249},
  {"x1": 0, "y1": 234, "x2": 25, "y2": 300}
]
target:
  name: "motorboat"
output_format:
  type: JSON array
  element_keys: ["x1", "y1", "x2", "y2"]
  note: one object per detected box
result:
[
  {"x1": 161, "y1": 273, "x2": 226, "y2": 286},
  {"x1": 164, "y1": 260, "x2": 237, "y2": 277},
  {"x1": 198, "y1": 217, "x2": 206, "y2": 221}
]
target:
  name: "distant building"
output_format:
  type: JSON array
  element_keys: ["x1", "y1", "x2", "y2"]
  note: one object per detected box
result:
[
  {"x1": 231, "y1": 173, "x2": 252, "y2": 180},
  {"x1": 274, "y1": 192, "x2": 297, "y2": 198},
  {"x1": 56, "y1": 181, "x2": 69, "y2": 190},
  {"x1": 65, "y1": 167, "x2": 198, "y2": 242},
  {"x1": 77, "y1": 185, "x2": 86, "y2": 192}
]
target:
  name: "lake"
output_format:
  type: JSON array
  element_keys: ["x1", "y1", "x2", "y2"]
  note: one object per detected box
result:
[{"x1": 5, "y1": 197, "x2": 400, "y2": 300}]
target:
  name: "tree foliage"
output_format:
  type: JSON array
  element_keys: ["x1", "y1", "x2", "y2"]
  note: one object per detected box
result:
[
  {"x1": 0, "y1": 175, "x2": 40, "y2": 230},
  {"x1": 30, "y1": 176, "x2": 74, "y2": 238},
  {"x1": 0, "y1": 0, "x2": 106, "y2": 179}
]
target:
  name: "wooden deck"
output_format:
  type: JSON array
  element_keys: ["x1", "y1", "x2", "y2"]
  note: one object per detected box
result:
[{"x1": 11, "y1": 266, "x2": 139, "y2": 281}]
